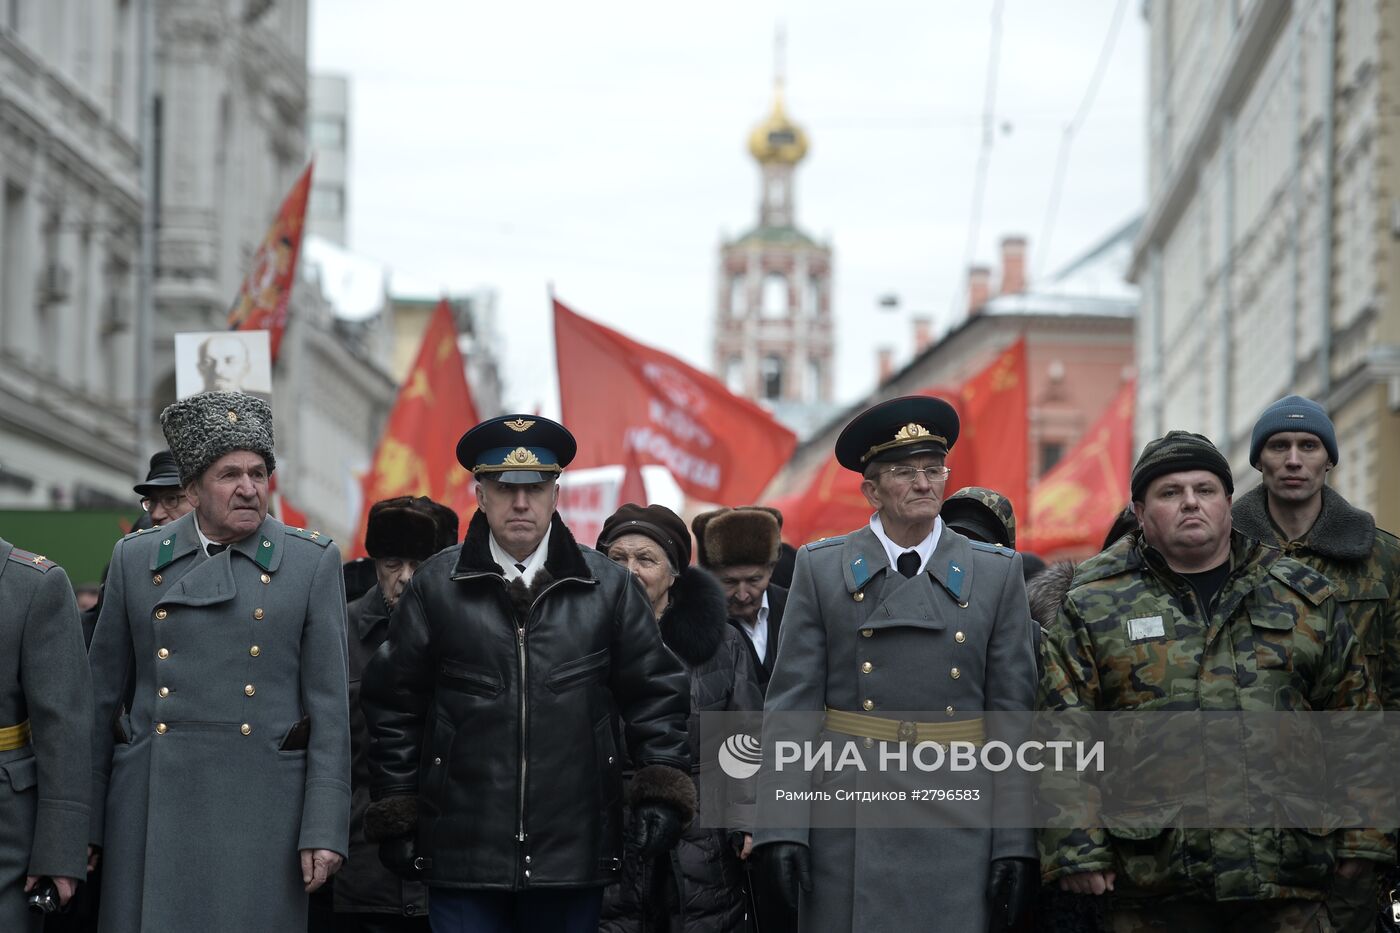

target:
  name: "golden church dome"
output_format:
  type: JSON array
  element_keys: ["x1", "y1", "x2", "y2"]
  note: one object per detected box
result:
[{"x1": 748, "y1": 83, "x2": 808, "y2": 165}]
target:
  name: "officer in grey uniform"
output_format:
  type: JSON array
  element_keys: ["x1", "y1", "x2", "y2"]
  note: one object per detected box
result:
[
  {"x1": 0, "y1": 540, "x2": 91, "y2": 932},
  {"x1": 753, "y1": 396, "x2": 1039, "y2": 933},
  {"x1": 88, "y1": 392, "x2": 351, "y2": 933}
]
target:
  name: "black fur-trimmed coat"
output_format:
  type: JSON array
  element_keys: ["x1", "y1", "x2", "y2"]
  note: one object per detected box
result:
[
  {"x1": 360, "y1": 511, "x2": 693, "y2": 890},
  {"x1": 601, "y1": 565, "x2": 764, "y2": 933}
]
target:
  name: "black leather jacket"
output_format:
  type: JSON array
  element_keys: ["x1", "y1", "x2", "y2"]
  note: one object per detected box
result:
[{"x1": 362, "y1": 512, "x2": 691, "y2": 891}]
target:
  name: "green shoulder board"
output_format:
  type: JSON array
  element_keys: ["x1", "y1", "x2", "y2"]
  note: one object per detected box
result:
[
  {"x1": 968, "y1": 540, "x2": 1014, "y2": 557},
  {"x1": 7, "y1": 548, "x2": 56, "y2": 573},
  {"x1": 805, "y1": 535, "x2": 847, "y2": 552},
  {"x1": 286, "y1": 526, "x2": 333, "y2": 548}
]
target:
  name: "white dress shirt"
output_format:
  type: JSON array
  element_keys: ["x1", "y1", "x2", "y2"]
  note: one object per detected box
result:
[
  {"x1": 489, "y1": 524, "x2": 552, "y2": 587},
  {"x1": 869, "y1": 512, "x2": 942, "y2": 576},
  {"x1": 739, "y1": 590, "x2": 771, "y2": 662}
]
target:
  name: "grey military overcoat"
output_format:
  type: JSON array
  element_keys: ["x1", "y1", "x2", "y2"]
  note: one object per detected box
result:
[
  {"x1": 0, "y1": 540, "x2": 91, "y2": 933},
  {"x1": 88, "y1": 512, "x2": 351, "y2": 933},
  {"x1": 755, "y1": 523, "x2": 1037, "y2": 933}
]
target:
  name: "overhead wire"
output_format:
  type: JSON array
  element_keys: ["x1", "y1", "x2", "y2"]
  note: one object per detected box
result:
[
  {"x1": 1034, "y1": 0, "x2": 1129, "y2": 281},
  {"x1": 950, "y1": 0, "x2": 1006, "y2": 321}
]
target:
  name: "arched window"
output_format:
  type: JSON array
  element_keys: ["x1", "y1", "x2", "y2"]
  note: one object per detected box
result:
[
  {"x1": 761, "y1": 274, "x2": 788, "y2": 317},
  {"x1": 729, "y1": 275, "x2": 746, "y2": 316},
  {"x1": 761, "y1": 354, "x2": 785, "y2": 400}
]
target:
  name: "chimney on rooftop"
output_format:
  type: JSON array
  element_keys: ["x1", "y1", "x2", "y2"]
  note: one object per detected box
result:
[
  {"x1": 912, "y1": 316, "x2": 932, "y2": 354},
  {"x1": 877, "y1": 347, "x2": 895, "y2": 384},
  {"x1": 967, "y1": 266, "x2": 991, "y2": 316},
  {"x1": 999, "y1": 235, "x2": 1027, "y2": 296}
]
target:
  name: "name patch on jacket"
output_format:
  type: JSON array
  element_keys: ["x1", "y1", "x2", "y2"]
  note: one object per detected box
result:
[{"x1": 1127, "y1": 615, "x2": 1166, "y2": 641}]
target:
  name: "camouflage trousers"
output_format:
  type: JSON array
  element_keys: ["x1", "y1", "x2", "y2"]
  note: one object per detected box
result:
[
  {"x1": 1106, "y1": 899, "x2": 1333, "y2": 933},
  {"x1": 1325, "y1": 861, "x2": 1382, "y2": 933}
]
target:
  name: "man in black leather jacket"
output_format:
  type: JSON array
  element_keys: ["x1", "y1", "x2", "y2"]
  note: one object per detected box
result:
[{"x1": 361, "y1": 415, "x2": 694, "y2": 933}]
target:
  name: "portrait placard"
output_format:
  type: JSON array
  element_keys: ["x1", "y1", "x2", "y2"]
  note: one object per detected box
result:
[{"x1": 175, "y1": 330, "x2": 273, "y2": 401}]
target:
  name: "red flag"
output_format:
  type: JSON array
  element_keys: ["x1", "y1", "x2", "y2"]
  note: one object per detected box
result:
[
  {"x1": 1021, "y1": 381, "x2": 1135, "y2": 557},
  {"x1": 554, "y1": 298, "x2": 796, "y2": 505},
  {"x1": 274, "y1": 492, "x2": 309, "y2": 530},
  {"x1": 348, "y1": 300, "x2": 480, "y2": 557},
  {"x1": 617, "y1": 442, "x2": 647, "y2": 507},
  {"x1": 226, "y1": 162, "x2": 314, "y2": 361},
  {"x1": 954, "y1": 338, "x2": 1029, "y2": 521}
]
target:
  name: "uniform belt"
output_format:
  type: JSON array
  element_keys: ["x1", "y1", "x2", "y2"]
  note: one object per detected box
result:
[
  {"x1": 823, "y1": 708, "x2": 984, "y2": 746},
  {"x1": 0, "y1": 720, "x2": 31, "y2": 752}
]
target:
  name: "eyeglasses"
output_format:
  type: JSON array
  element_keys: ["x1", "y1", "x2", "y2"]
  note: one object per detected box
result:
[
  {"x1": 881, "y1": 465, "x2": 952, "y2": 485},
  {"x1": 141, "y1": 492, "x2": 187, "y2": 512}
]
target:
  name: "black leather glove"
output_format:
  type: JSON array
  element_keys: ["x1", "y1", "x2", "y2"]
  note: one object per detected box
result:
[
  {"x1": 378, "y1": 836, "x2": 430, "y2": 880},
  {"x1": 631, "y1": 802, "x2": 683, "y2": 858},
  {"x1": 986, "y1": 857, "x2": 1037, "y2": 930},
  {"x1": 757, "y1": 842, "x2": 811, "y2": 913}
]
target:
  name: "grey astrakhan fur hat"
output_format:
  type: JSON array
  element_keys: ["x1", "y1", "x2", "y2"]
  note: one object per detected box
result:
[{"x1": 160, "y1": 391, "x2": 277, "y2": 484}]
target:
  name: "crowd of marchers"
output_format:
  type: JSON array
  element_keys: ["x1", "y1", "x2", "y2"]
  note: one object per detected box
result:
[{"x1": 1, "y1": 389, "x2": 1396, "y2": 933}]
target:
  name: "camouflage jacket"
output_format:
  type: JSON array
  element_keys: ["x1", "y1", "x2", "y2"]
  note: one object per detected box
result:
[
  {"x1": 1234, "y1": 484, "x2": 1400, "y2": 711},
  {"x1": 1038, "y1": 530, "x2": 1391, "y2": 902}
]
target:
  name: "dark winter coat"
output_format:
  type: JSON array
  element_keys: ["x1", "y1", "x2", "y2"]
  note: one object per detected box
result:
[
  {"x1": 602, "y1": 566, "x2": 763, "y2": 933},
  {"x1": 361, "y1": 511, "x2": 693, "y2": 891},
  {"x1": 336, "y1": 585, "x2": 429, "y2": 918},
  {"x1": 729, "y1": 583, "x2": 787, "y2": 695}
]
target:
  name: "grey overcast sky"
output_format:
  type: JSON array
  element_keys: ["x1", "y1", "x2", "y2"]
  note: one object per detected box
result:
[{"x1": 309, "y1": 0, "x2": 1145, "y2": 416}]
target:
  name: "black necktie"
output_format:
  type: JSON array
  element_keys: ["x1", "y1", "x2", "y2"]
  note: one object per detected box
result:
[
  {"x1": 207, "y1": 543, "x2": 228, "y2": 557},
  {"x1": 896, "y1": 551, "x2": 921, "y2": 579},
  {"x1": 514, "y1": 563, "x2": 527, "y2": 575}
]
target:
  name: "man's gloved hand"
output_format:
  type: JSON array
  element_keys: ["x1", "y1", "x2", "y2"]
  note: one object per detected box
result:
[
  {"x1": 378, "y1": 836, "x2": 429, "y2": 880},
  {"x1": 756, "y1": 842, "x2": 811, "y2": 913},
  {"x1": 631, "y1": 802, "x2": 684, "y2": 858},
  {"x1": 986, "y1": 857, "x2": 1037, "y2": 930}
]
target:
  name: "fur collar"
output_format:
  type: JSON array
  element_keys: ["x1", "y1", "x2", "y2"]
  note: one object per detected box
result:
[
  {"x1": 453, "y1": 509, "x2": 593, "y2": 581},
  {"x1": 657, "y1": 566, "x2": 729, "y2": 666},
  {"x1": 1026, "y1": 560, "x2": 1077, "y2": 626},
  {"x1": 1233, "y1": 484, "x2": 1374, "y2": 561}
]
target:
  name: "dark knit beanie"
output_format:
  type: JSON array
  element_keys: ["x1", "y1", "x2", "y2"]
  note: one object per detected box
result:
[
  {"x1": 1248, "y1": 395, "x2": 1339, "y2": 467},
  {"x1": 598, "y1": 503, "x2": 691, "y2": 572},
  {"x1": 1130, "y1": 431, "x2": 1234, "y2": 502}
]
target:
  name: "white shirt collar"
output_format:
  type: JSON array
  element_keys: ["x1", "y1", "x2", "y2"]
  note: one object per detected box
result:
[
  {"x1": 193, "y1": 516, "x2": 215, "y2": 555},
  {"x1": 869, "y1": 513, "x2": 941, "y2": 576},
  {"x1": 490, "y1": 524, "x2": 552, "y2": 586}
]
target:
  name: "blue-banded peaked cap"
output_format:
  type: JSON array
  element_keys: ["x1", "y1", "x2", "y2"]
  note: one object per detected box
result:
[
  {"x1": 456, "y1": 414, "x2": 577, "y2": 484},
  {"x1": 835, "y1": 395, "x2": 960, "y2": 472}
]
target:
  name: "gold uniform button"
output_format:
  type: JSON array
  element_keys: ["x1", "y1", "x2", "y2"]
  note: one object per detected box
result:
[
  {"x1": 158, "y1": 687, "x2": 169, "y2": 698},
  {"x1": 253, "y1": 608, "x2": 264, "y2": 620},
  {"x1": 946, "y1": 705, "x2": 955, "y2": 716},
  {"x1": 155, "y1": 723, "x2": 167, "y2": 734},
  {"x1": 249, "y1": 645, "x2": 261, "y2": 657},
  {"x1": 950, "y1": 667, "x2": 961, "y2": 680},
  {"x1": 155, "y1": 608, "x2": 168, "y2": 620},
  {"x1": 260, "y1": 573, "x2": 271, "y2": 584},
  {"x1": 244, "y1": 684, "x2": 256, "y2": 697},
  {"x1": 152, "y1": 574, "x2": 163, "y2": 586},
  {"x1": 861, "y1": 628, "x2": 873, "y2": 638},
  {"x1": 860, "y1": 661, "x2": 873, "y2": 674},
  {"x1": 157, "y1": 648, "x2": 169, "y2": 660},
  {"x1": 862, "y1": 699, "x2": 875, "y2": 711},
  {"x1": 853, "y1": 591, "x2": 865, "y2": 602},
  {"x1": 954, "y1": 631, "x2": 966, "y2": 643},
  {"x1": 863, "y1": 737, "x2": 874, "y2": 749},
  {"x1": 240, "y1": 723, "x2": 251, "y2": 735}
]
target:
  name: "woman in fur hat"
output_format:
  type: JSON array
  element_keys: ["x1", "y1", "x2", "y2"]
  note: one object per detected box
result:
[{"x1": 597, "y1": 504, "x2": 763, "y2": 933}]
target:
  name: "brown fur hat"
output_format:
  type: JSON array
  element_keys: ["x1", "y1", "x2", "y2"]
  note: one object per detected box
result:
[
  {"x1": 693, "y1": 507, "x2": 781, "y2": 569},
  {"x1": 366, "y1": 496, "x2": 458, "y2": 561}
]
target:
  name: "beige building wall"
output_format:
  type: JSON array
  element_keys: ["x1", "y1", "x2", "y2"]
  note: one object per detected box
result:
[{"x1": 1134, "y1": 0, "x2": 1400, "y2": 528}]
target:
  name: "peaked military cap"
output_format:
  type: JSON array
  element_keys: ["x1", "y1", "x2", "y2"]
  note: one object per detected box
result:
[
  {"x1": 160, "y1": 391, "x2": 276, "y2": 484},
  {"x1": 941, "y1": 486, "x2": 1016, "y2": 549},
  {"x1": 133, "y1": 449, "x2": 183, "y2": 497},
  {"x1": 834, "y1": 395, "x2": 960, "y2": 472},
  {"x1": 456, "y1": 414, "x2": 577, "y2": 484}
]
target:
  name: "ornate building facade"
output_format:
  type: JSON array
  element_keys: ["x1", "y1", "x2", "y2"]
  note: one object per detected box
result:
[{"x1": 713, "y1": 78, "x2": 835, "y2": 440}]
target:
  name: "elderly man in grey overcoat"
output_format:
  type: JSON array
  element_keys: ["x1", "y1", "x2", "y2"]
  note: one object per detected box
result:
[
  {"x1": 88, "y1": 392, "x2": 351, "y2": 933},
  {"x1": 754, "y1": 396, "x2": 1039, "y2": 932},
  {"x1": 0, "y1": 540, "x2": 91, "y2": 932}
]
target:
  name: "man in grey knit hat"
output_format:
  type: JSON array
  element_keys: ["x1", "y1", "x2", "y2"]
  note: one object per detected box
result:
[
  {"x1": 1232, "y1": 396, "x2": 1400, "y2": 933},
  {"x1": 88, "y1": 391, "x2": 351, "y2": 933}
]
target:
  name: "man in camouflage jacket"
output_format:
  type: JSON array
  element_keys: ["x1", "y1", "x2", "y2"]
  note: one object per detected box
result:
[
  {"x1": 1039, "y1": 431, "x2": 1392, "y2": 932},
  {"x1": 1232, "y1": 395, "x2": 1400, "y2": 932}
]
